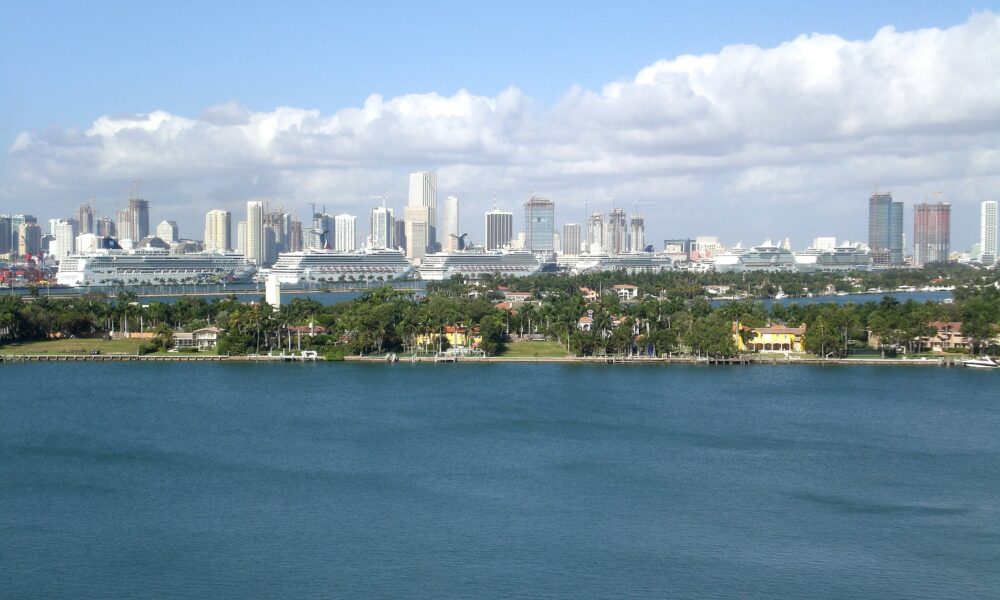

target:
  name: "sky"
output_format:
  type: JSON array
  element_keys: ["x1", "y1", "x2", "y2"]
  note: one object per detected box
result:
[{"x1": 1, "y1": 0, "x2": 999, "y2": 250}]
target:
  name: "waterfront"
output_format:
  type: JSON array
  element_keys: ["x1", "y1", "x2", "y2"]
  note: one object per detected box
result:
[{"x1": 2, "y1": 364, "x2": 998, "y2": 598}]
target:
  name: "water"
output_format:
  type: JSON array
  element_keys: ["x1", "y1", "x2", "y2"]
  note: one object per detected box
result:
[
  {"x1": 2, "y1": 363, "x2": 998, "y2": 599},
  {"x1": 711, "y1": 290, "x2": 952, "y2": 309}
]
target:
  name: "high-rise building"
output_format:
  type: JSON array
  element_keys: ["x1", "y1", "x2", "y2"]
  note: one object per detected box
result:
[
  {"x1": 10, "y1": 215, "x2": 34, "y2": 257},
  {"x1": 288, "y1": 220, "x2": 303, "y2": 252},
  {"x1": 51, "y1": 219, "x2": 77, "y2": 259},
  {"x1": 129, "y1": 198, "x2": 150, "y2": 241},
  {"x1": 76, "y1": 203, "x2": 94, "y2": 235},
  {"x1": 237, "y1": 221, "x2": 247, "y2": 255},
  {"x1": 980, "y1": 200, "x2": 998, "y2": 265},
  {"x1": 334, "y1": 214, "x2": 357, "y2": 252},
  {"x1": 370, "y1": 206, "x2": 394, "y2": 250},
  {"x1": 868, "y1": 191, "x2": 904, "y2": 267},
  {"x1": 264, "y1": 210, "x2": 292, "y2": 253},
  {"x1": 913, "y1": 201, "x2": 951, "y2": 267},
  {"x1": 18, "y1": 222, "x2": 41, "y2": 258},
  {"x1": 408, "y1": 171, "x2": 437, "y2": 250},
  {"x1": 442, "y1": 195, "x2": 459, "y2": 251},
  {"x1": 404, "y1": 205, "x2": 430, "y2": 262},
  {"x1": 524, "y1": 196, "x2": 555, "y2": 253},
  {"x1": 630, "y1": 214, "x2": 646, "y2": 252},
  {"x1": 245, "y1": 201, "x2": 265, "y2": 264},
  {"x1": 204, "y1": 210, "x2": 232, "y2": 252},
  {"x1": 96, "y1": 216, "x2": 115, "y2": 237},
  {"x1": 586, "y1": 213, "x2": 604, "y2": 253},
  {"x1": 393, "y1": 220, "x2": 407, "y2": 252},
  {"x1": 607, "y1": 208, "x2": 627, "y2": 254},
  {"x1": 157, "y1": 220, "x2": 179, "y2": 243},
  {"x1": 562, "y1": 223, "x2": 581, "y2": 256},
  {"x1": 484, "y1": 209, "x2": 514, "y2": 250},
  {"x1": 116, "y1": 208, "x2": 134, "y2": 241},
  {"x1": 0, "y1": 215, "x2": 12, "y2": 255}
]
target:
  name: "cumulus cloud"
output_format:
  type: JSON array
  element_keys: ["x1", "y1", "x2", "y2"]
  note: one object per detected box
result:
[{"x1": 3, "y1": 12, "x2": 1000, "y2": 247}]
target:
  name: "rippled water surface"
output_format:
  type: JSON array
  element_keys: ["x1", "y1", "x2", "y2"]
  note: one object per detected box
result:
[{"x1": 2, "y1": 363, "x2": 998, "y2": 599}]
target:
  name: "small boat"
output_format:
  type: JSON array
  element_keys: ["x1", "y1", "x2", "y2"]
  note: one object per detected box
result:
[{"x1": 962, "y1": 356, "x2": 999, "y2": 369}]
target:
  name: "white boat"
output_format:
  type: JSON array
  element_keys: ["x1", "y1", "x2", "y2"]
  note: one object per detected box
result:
[
  {"x1": 269, "y1": 248, "x2": 413, "y2": 285},
  {"x1": 962, "y1": 357, "x2": 999, "y2": 369},
  {"x1": 417, "y1": 250, "x2": 542, "y2": 281},
  {"x1": 56, "y1": 249, "x2": 255, "y2": 287}
]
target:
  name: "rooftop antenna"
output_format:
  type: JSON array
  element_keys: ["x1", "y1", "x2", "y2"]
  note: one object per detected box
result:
[
  {"x1": 492, "y1": 191, "x2": 497, "y2": 211},
  {"x1": 132, "y1": 179, "x2": 143, "y2": 200}
]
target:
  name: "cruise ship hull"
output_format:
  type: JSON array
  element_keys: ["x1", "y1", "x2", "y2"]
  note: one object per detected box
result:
[{"x1": 269, "y1": 249, "x2": 414, "y2": 285}]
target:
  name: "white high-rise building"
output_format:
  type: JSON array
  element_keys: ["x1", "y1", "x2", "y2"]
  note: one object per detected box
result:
[
  {"x1": 630, "y1": 214, "x2": 645, "y2": 252},
  {"x1": 981, "y1": 200, "x2": 998, "y2": 264},
  {"x1": 408, "y1": 171, "x2": 437, "y2": 250},
  {"x1": 586, "y1": 213, "x2": 604, "y2": 253},
  {"x1": 52, "y1": 219, "x2": 77, "y2": 259},
  {"x1": 404, "y1": 205, "x2": 430, "y2": 263},
  {"x1": 334, "y1": 214, "x2": 357, "y2": 252},
  {"x1": 562, "y1": 223, "x2": 581, "y2": 256},
  {"x1": 370, "y1": 206, "x2": 394, "y2": 250},
  {"x1": 157, "y1": 220, "x2": 179, "y2": 243},
  {"x1": 204, "y1": 210, "x2": 232, "y2": 252},
  {"x1": 245, "y1": 200, "x2": 265, "y2": 264},
  {"x1": 237, "y1": 221, "x2": 247, "y2": 255},
  {"x1": 442, "y1": 195, "x2": 459, "y2": 251},
  {"x1": 484, "y1": 209, "x2": 513, "y2": 250}
]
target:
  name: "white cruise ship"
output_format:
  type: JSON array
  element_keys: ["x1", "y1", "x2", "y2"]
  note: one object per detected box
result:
[
  {"x1": 418, "y1": 250, "x2": 542, "y2": 281},
  {"x1": 269, "y1": 248, "x2": 414, "y2": 285},
  {"x1": 56, "y1": 249, "x2": 256, "y2": 287},
  {"x1": 561, "y1": 252, "x2": 674, "y2": 275}
]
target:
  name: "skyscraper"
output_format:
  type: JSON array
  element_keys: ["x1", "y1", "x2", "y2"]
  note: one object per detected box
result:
[
  {"x1": 586, "y1": 212, "x2": 604, "y2": 253},
  {"x1": 52, "y1": 219, "x2": 77, "y2": 259},
  {"x1": 129, "y1": 198, "x2": 150, "y2": 241},
  {"x1": 96, "y1": 216, "x2": 115, "y2": 237},
  {"x1": 630, "y1": 214, "x2": 646, "y2": 252},
  {"x1": 76, "y1": 203, "x2": 94, "y2": 235},
  {"x1": 18, "y1": 222, "x2": 41, "y2": 258},
  {"x1": 288, "y1": 220, "x2": 303, "y2": 252},
  {"x1": 116, "y1": 208, "x2": 135, "y2": 241},
  {"x1": 524, "y1": 196, "x2": 555, "y2": 253},
  {"x1": 408, "y1": 171, "x2": 437, "y2": 250},
  {"x1": 157, "y1": 220, "x2": 179, "y2": 243},
  {"x1": 562, "y1": 223, "x2": 581, "y2": 256},
  {"x1": 868, "y1": 191, "x2": 904, "y2": 267},
  {"x1": 442, "y1": 195, "x2": 459, "y2": 251},
  {"x1": 913, "y1": 201, "x2": 951, "y2": 267},
  {"x1": 981, "y1": 200, "x2": 998, "y2": 265},
  {"x1": 370, "y1": 206, "x2": 394, "y2": 249},
  {"x1": 237, "y1": 221, "x2": 247, "y2": 255},
  {"x1": 204, "y1": 210, "x2": 232, "y2": 251},
  {"x1": 245, "y1": 200, "x2": 265, "y2": 264},
  {"x1": 607, "y1": 208, "x2": 627, "y2": 254},
  {"x1": 484, "y1": 208, "x2": 513, "y2": 250},
  {"x1": 404, "y1": 205, "x2": 430, "y2": 262},
  {"x1": 0, "y1": 215, "x2": 12, "y2": 255},
  {"x1": 335, "y1": 214, "x2": 357, "y2": 252}
]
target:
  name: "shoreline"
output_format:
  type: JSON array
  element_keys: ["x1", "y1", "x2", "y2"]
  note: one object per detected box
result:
[{"x1": 0, "y1": 353, "x2": 973, "y2": 367}]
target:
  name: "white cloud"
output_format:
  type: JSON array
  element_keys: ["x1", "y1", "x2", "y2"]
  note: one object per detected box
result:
[{"x1": 3, "y1": 12, "x2": 1000, "y2": 248}]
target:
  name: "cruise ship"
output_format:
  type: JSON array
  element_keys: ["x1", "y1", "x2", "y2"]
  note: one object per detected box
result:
[
  {"x1": 714, "y1": 241, "x2": 796, "y2": 273},
  {"x1": 269, "y1": 248, "x2": 414, "y2": 285},
  {"x1": 560, "y1": 252, "x2": 673, "y2": 275},
  {"x1": 418, "y1": 250, "x2": 542, "y2": 281},
  {"x1": 55, "y1": 249, "x2": 256, "y2": 287}
]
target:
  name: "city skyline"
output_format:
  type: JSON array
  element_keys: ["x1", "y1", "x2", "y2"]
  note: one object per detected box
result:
[{"x1": 1, "y1": 4, "x2": 999, "y2": 248}]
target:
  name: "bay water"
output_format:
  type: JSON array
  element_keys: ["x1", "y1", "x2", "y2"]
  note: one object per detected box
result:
[{"x1": 2, "y1": 363, "x2": 998, "y2": 598}]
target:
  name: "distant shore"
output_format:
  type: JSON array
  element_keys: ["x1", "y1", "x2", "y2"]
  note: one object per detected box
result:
[{"x1": 0, "y1": 353, "x2": 976, "y2": 367}]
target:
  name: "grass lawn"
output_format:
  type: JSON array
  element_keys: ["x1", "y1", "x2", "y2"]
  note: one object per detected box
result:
[
  {"x1": 500, "y1": 340, "x2": 571, "y2": 358},
  {"x1": 0, "y1": 338, "x2": 145, "y2": 355}
]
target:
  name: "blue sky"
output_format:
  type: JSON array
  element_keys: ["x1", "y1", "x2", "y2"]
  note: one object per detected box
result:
[{"x1": 2, "y1": 0, "x2": 999, "y2": 248}]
